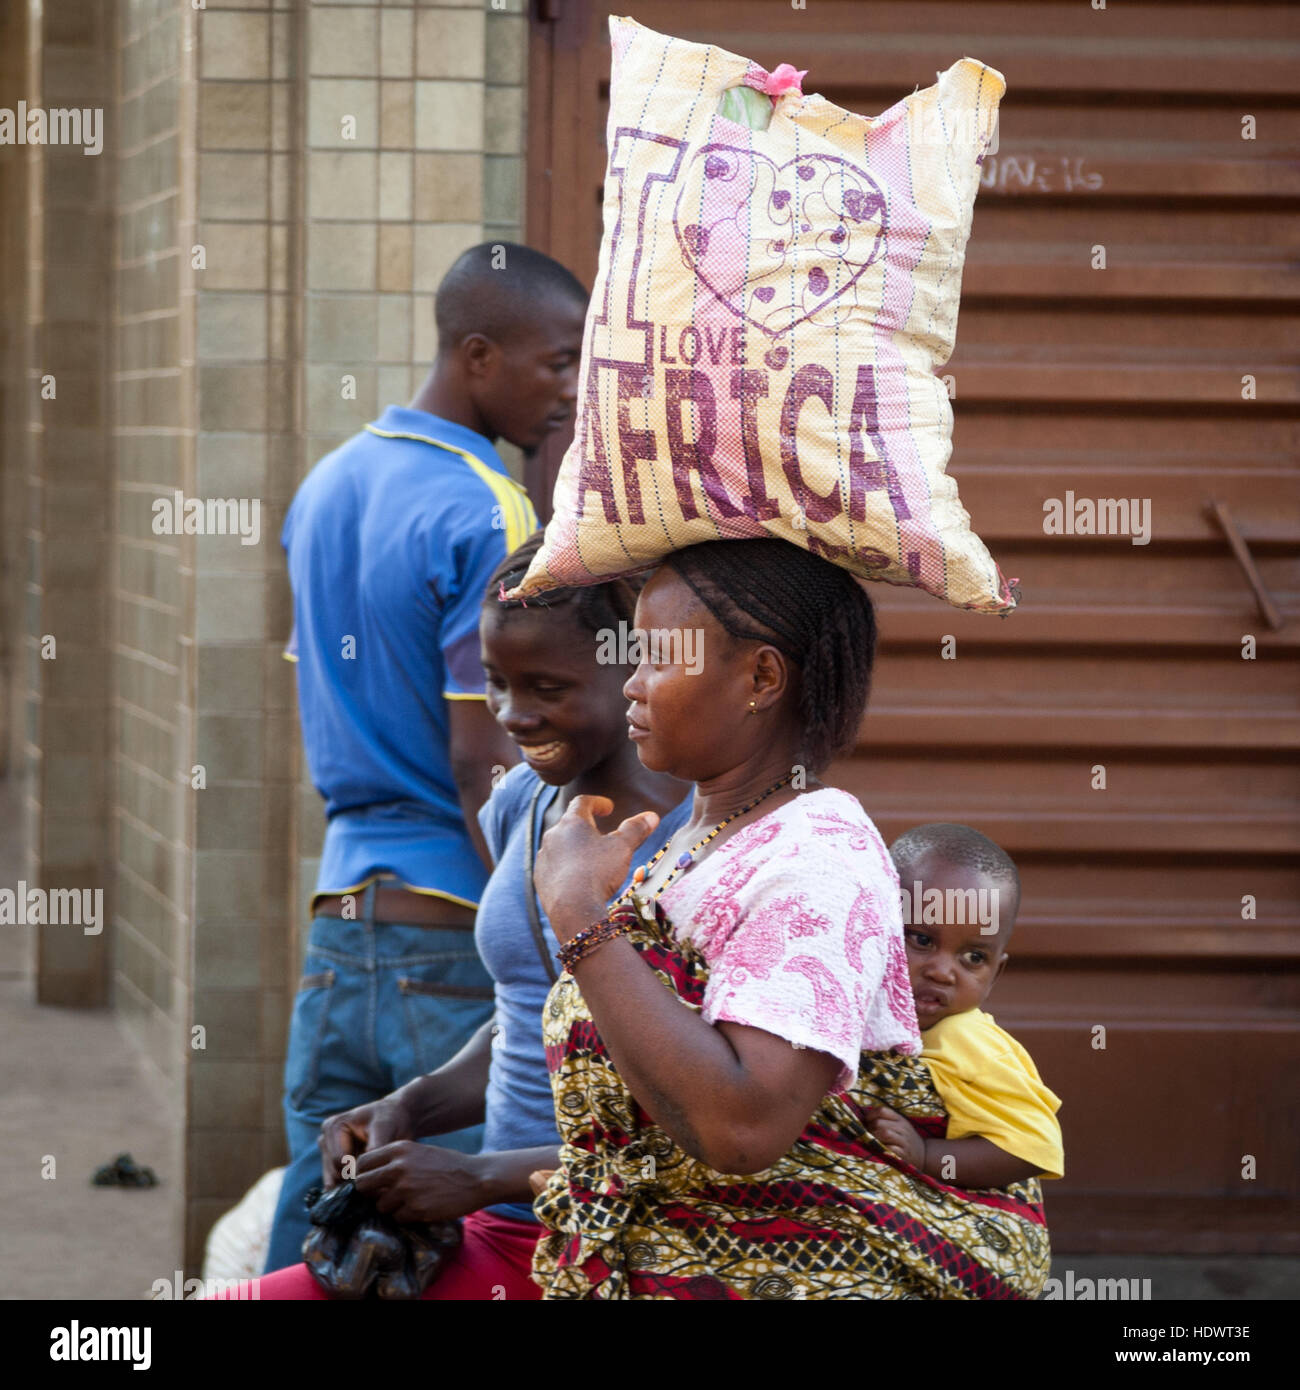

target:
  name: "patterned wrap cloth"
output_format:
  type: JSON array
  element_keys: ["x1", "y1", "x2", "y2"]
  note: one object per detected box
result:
[{"x1": 532, "y1": 891, "x2": 1051, "y2": 1299}]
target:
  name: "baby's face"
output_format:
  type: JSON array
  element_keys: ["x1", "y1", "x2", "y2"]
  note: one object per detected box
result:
[{"x1": 897, "y1": 855, "x2": 1011, "y2": 1029}]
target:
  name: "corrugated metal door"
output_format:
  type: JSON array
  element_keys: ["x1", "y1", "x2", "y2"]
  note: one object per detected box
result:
[{"x1": 526, "y1": 0, "x2": 1300, "y2": 1253}]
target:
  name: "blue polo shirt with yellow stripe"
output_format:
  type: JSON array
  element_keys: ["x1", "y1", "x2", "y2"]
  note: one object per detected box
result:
[{"x1": 283, "y1": 405, "x2": 537, "y2": 908}]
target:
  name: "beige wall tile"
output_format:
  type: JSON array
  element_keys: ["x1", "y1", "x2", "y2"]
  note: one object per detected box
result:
[
  {"x1": 196, "y1": 713, "x2": 263, "y2": 785},
  {"x1": 118, "y1": 256, "x2": 180, "y2": 319},
  {"x1": 198, "y1": 223, "x2": 268, "y2": 291},
  {"x1": 413, "y1": 80, "x2": 483, "y2": 151},
  {"x1": 307, "y1": 150, "x2": 378, "y2": 219},
  {"x1": 118, "y1": 435, "x2": 182, "y2": 490},
  {"x1": 378, "y1": 150, "x2": 412, "y2": 221},
  {"x1": 377, "y1": 366, "x2": 410, "y2": 410},
  {"x1": 379, "y1": 81, "x2": 414, "y2": 149},
  {"x1": 197, "y1": 293, "x2": 268, "y2": 361},
  {"x1": 200, "y1": 10, "x2": 270, "y2": 81},
  {"x1": 117, "y1": 315, "x2": 181, "y2": 373},
  {"x1": 199, "y1": 83, "x2": 272, "y2": 151},
  {"x1": 189, "y1": 1061, "x2": 264, "y2": 1128},
  {"x1": 485, "y1": 12, "x2": 526, "y2": 86},
  {"x1": 309, "y1": 6, "x2": 379, "y2": 78},
  {"x1": 189, "y1": 984, "x2": 265, "y2": 1056},
  {"x1": 199, "y1": 365, "x2": 269, "y2": 433},
  {"x1": 271, "y1": 82, "x2": 292, "y2": 150},
  {"x1": 268, "y1": 293, "x2": 290, "y2": 360},
  {"x1": 193, "y1": 852, "x2": 265, "y2": 927},
  {"x1": 115, "y1": 928, "x2": 173, "y2": 1014},
  {"x1": 195, "y1": 788, "x2": 266, "y2": 854},
  {"x1": 377, "y1": 224, "x2": 412, "y2": 292},
  {"x1": 483, "y1": 153, "x2": 520, "y2": 225},
  {"x1": 269, "y1": 224, "x2": 290, "y2": 291},
  {"x1": 412, "y1": 293, "x2": 436, "y2": 361},
  {"x1": 415, "y1": 7, "x2": 484, "y2": 79},
  {"x1": 195, "y1": 917, "x2": 263, "y2": 991},
  {"x1": 484, "y1": 84, "x2": 522, "y2": 155},
  {"x1": 120, "y1": 195, "x2": 179, "y2": 263},
  {"x1": 307, "y1": 222, "x2": 377, "y2": 291},
  {"x1": 199, "y1": 154, "x2": 269, "y2": 220},
  {"x1": 305, "y1": 294, "x2": 378, "y2": 363},
  {"x1": 270, "y1": 153, "x2": 293, "y2": 221},
  {"x1": 376, "y1": 296, "x2": 412, "y2": 363},
  {"x1": 195, "y1": 644, "x2": 264, "y2": 712},
  {"x1": 413, "y1": 152, "x2": 482, "y2": 223},
  {"x1": 308, "y1": 78, "x2": 379, "y2": 149},
  {"x1": 195, "y1": 574, "x2": 269, "y2": 643},
  {"x1": 196, "y1": 528, "x2": 268, "y2": 576},
  {"x1": 117, "y1": 375, "x2": 180, "y2": 432},
  {"x1": 305, "y1": 364, "x2": 378, "y2": 432},
  {"x1": 380, "y1": 7, "x2": 413, "y2": 78},
  {"x1": 412, "y1": 222, "x2": 479, "y2": 292},
  {"x1": 271, "y1": 11, "x2": 292, "y2": 81}
]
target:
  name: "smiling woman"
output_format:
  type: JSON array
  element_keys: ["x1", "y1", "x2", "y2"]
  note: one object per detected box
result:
[
  {"x1": 214, "y1": 533, "x2": 695, "y2": 1301},
  {"x1": 528, "y1": 537, "x2": 1052, "y2": 1299}
]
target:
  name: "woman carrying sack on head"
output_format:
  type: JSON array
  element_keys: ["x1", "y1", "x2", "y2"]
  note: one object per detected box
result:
[{"x1": 529, "y1": 537, "x2": 1050, "y2": 1300}]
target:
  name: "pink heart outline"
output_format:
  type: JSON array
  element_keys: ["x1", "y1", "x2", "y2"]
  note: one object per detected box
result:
[{"x1": 674, "y1": 145, "x2": 888, "y2": 339}]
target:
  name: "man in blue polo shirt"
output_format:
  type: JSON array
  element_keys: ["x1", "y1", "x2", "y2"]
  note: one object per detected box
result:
[{"x1": 264, "y1": 243, "x2": 587, "y2": 1271}]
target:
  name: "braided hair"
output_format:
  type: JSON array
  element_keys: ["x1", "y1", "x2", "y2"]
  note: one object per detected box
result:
[
  {"x1": 484, "y1": 531, "x2": 643, "y2": 642},
  {"x1": 663, "y1": 538, "x2": 876, "y2": 773}
]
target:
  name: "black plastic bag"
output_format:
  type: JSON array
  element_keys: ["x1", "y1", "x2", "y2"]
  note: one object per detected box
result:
[{"x1": 301, "y1": 1182, "x2": 461, "y2": 1300}]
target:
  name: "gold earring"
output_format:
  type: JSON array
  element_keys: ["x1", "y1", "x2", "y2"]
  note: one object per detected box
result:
[{"x1": 749, "y1": 701, "x2": 757, "y2": 713}]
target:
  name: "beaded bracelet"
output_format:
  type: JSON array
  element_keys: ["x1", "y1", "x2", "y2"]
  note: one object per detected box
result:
[{"x1": 557, "y1": 909, "x2": 635, "y2": 973}]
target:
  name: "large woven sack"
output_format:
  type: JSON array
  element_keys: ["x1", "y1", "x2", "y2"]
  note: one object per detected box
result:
[{"x1": 510, "y1": 16, "x2": 1015, "y2": 615}]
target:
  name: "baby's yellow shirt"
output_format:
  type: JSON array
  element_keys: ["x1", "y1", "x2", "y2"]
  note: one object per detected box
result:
[{"x1": 920, "y1": 1008, "x2": 1065, "y2": 1180}]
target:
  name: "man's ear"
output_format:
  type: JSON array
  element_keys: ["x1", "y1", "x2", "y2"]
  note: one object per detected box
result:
[{"x1": 460, "y1": 332, "x2": 500, "y2": 380}]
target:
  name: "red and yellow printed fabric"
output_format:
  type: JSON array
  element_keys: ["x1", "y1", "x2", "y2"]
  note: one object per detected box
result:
[{"x1": 531, "y1": 900, "x2": 1051, "y2": 1300}]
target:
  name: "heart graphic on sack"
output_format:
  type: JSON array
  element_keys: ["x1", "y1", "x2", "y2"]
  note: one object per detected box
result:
[{"x1": 674, "y1": 146, "x2": 888, "y2": 338}]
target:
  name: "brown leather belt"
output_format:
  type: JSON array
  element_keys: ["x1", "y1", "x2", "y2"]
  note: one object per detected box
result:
[{"x1": 314, "y1": 886, "x2": 475, "y2": 930}]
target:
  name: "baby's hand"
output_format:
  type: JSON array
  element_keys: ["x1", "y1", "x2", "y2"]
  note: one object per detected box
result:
[{"x1": 864, "y1": 1104, "x2": 926, "y2": 1170}]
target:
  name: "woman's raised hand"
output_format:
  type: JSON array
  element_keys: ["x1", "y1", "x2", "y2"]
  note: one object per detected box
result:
[{"x1": 533, "y1": 794, "x2": 660, "y2": 941}]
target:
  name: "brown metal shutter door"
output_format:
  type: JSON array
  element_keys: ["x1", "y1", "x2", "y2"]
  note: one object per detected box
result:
[{"x1": 526, "y1": 0, "x2": 1300, "y2": 1254}]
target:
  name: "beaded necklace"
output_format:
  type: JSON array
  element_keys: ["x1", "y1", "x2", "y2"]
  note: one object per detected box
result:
[{"x1": 625, "y1": 771, "x2": 795, "y2": 908}]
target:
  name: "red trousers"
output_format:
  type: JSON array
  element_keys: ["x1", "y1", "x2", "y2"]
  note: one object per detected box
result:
[{"x1": 217, "y1": 1209, "x2": 543, "y2": 1301}]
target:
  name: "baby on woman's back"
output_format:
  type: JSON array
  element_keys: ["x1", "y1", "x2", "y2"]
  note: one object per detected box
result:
[{"x1": 865, "y1": 822, "x2": 1064, "y2": 1189}]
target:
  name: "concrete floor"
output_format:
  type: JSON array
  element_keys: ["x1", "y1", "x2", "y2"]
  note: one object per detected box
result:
[
  {"x1": 0, "y1": 770, "x2": 1293, "y2": 1300},
  {"x1": 0, "y1": 980, "x2": 185, "y2": 1299},
  {"x1": 0, "y1": 775, "x2": 181, "y2": 1300}
]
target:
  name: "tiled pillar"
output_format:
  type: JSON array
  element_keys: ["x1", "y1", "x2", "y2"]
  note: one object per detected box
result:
[
  {"x1": 0, "y1": 1, "x2": 31, "y2": 787},
  {"x1": 27, "y1": 0, "x2": 116, "y2": 1005},
  {"x1": 113, "y1": 0, "x2": 191, "y2": 1103},
  {"x1": 183, "y1": 0, "x2": 301, "y2": 1265}
]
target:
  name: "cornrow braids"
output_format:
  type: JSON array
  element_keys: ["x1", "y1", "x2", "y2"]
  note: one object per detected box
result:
[
  {"x1": 663, "y1": 538, "x2": 876, "y2": 773},
  {"x1": 484, "y1": 531, "x2": 642, "y2": 639}
]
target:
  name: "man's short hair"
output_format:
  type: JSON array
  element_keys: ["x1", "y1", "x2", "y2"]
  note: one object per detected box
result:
[{"x1": 435, "y1": 242, "x2": 587, "y2": 355}]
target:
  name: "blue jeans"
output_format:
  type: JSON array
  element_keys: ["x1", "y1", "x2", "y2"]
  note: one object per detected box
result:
[{"x1": 263, "y1": 912, "x2": 494, "y2": 1274}]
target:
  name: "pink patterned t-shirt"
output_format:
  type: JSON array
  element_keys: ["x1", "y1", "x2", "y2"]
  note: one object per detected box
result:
[{"x1": 656, "y1": 787, "x2": 921, "y2": 1092}]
